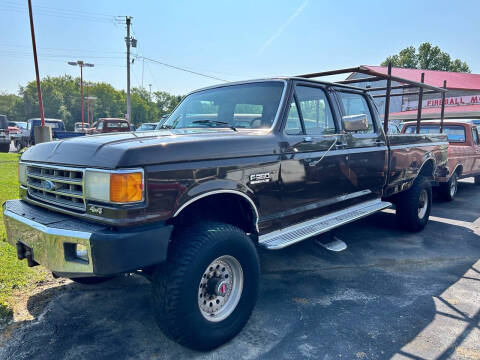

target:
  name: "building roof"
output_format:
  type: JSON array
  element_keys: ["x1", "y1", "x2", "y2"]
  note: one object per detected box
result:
[
  {"x1": 357, "y1": 66, "x2": 480, "y2": 91},
  {"x1": 389, "y1": 104, "x2": 480, "y2": 121}
]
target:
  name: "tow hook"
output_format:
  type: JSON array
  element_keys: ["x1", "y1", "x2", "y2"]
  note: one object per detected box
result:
[{"x1": 16, "y1": 242, "x2": 38, "y2": 267}]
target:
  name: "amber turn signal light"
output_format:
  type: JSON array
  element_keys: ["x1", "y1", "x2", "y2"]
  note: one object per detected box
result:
[{"x1": 110, "y1": 172, "x2": 143, "y2": 203}]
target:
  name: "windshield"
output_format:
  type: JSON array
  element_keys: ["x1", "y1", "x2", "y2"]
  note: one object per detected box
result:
[
  {"x1": 404, "y1": 124, "x2": 466, "y2": 143},
  {"x1": 162, "y1": 81, "x2": 285, "y2": 130}
]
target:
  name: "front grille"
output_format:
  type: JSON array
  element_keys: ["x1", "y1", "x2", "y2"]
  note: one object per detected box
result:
[{"x1": 26, "y1": 163, "x2": 86, "y2": 212}]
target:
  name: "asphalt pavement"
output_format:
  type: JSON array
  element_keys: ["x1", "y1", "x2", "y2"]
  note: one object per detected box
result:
[{"x1": 1, "y1": 180, "x2": 479, "y2": 360}]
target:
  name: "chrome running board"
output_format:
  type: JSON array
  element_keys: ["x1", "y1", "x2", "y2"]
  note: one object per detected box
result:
[{"x1": 259, "y1": 199, "x2": 391, "y2": 250}]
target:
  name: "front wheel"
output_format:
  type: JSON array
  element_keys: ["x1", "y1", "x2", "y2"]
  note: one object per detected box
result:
[
  {"x1": 151, "y1": 222, "x2": 260, "y2": 351},
  {"x1": 396, "y1": 178, "x2": 432, "y2": 232},
  {"x1": 439, "y1": 173, "x2": 458, "y2": 201}
]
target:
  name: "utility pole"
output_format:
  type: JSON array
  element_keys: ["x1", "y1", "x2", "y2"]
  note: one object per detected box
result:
[
  {"x1": 126, "y1": 16, "x2": 131, "y2": 121},
  {"x1": 28, "y1": 0, "x2": 51, "y2": 143},
  {"x1": 86, "y1": 83, "x2": 90, "y2": 126},
  {"x1": 149, "y1": 84, "x2": 152, "y2": 96},
  {"x1": 68, "y1": 60, "x2": 94, "y2": 130},
  {"x1": 142, "y1": 57, "x2": 145, "y2": 89}
]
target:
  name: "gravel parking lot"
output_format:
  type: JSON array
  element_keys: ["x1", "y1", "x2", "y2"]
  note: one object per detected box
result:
[{"x1": 1, "y1": 180, "x2": 479, "y2": 360}]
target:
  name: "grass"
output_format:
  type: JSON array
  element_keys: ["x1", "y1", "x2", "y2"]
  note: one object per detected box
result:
[{"x1": 0, "y1": 153, "x2": 48, "y2": 322}]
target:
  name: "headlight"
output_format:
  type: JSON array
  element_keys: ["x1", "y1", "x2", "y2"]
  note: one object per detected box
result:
[
  {"x1": 85, "y1": 169, "x2": 144, "y2": 204},
  {"x1": 18, "y1": 162, "x2": 27, "y2": 186}
]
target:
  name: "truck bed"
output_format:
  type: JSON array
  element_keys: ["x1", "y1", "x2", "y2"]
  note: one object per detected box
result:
[{"x1": 386, "y1": 133, "x2": 448, "y2": 196}]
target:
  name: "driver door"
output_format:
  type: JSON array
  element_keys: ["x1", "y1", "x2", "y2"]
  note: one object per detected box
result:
[{"x1": 278, "y1": 83, "x2": 353, "y2": 228}]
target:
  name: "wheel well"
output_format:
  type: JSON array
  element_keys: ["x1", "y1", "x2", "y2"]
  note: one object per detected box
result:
[
  {"x1": 170, "y1": 193, "x2": 258, "y2": 236},
  {"x1": 418, "y1": 159, "x2": 435, "y2": 180},
  {"x1": 454, "y1": 165, "x2": 463, "y2": 176}
]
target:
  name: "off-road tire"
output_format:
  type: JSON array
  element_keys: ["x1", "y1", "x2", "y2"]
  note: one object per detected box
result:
[
  {"x1": 439, "y1": 173, "x2": 458, "y2": 201},
  {"x1": 151, "y1": 221, "x2": 260, "y2": 351},
  {"x1": 396, "y1": 177, "x2": 432, "y2": 232},
  {"x1": 474, "y1": 176, "x2": 480, "y2": 185},
  {"x1": 0, "y1": 143, "x2": 9, "y2": 153},
  {"x1": 70, "y1": 276, "x2": 112, "y2": 285}
]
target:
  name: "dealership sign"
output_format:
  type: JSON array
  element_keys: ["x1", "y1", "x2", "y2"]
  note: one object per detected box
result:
[{"x1": 402, "y1": 94, "x2": 480, "y2": 111}]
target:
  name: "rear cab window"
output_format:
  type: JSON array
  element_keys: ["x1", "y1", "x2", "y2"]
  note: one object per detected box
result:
[{"x1": 404, "y1": 125, "x2": 466, "y2": 143}]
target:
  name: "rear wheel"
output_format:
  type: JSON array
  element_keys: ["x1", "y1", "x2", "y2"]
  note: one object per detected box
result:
[
  {"x1": 439, "y1": 173, "x2": 458, "y2": 201},
  {"x1": 151, "y1": 222, "x2": 260, "y2": 351},
  {"x1": 396, "y1": 178, "x2": 432, "y2": 232}
]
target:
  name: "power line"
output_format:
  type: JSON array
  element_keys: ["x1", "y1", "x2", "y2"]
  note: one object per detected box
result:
[
  {"x1": 0, "y1": 2, "x2": 117, "y2": 24},
  {"x1": 140, "y1": 56, "x2": 228, "y2": 82}
]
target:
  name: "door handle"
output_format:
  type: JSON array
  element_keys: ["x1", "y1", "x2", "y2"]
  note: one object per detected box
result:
[
  {"x1": 303, "y1": 136, "x2": 313, "y2": 142},
  {"x1": 335, "y1": 141, "x2": 347, "y2": 149},
  {"x1": 375, "y1": 139, "x2": 385, "y2": 146}
]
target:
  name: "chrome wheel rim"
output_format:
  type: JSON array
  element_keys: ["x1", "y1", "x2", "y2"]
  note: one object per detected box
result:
[
  {"x1": 450, "y1": 177, "x2": 457, "y2": 197},
  {"x1": 198, "y1": 255, "x2": 243, "y2": 322},
  {"x1": 418, "y1": 189, "x2": 428, "y2": 219}
]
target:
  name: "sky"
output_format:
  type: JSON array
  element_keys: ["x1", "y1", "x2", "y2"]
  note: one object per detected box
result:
[{"x1": 1, "y1": 0, "x2": 479, "y2": 96}]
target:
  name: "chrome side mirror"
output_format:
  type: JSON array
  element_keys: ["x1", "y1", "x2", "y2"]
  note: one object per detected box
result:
[{"x1": 342, "y1": 114, "x2": 369, "y2": 132}]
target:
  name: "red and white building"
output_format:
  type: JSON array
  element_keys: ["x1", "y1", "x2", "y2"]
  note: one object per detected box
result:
[{"x1": 346, "y1": 66, "x2": 480, "y2": 121}]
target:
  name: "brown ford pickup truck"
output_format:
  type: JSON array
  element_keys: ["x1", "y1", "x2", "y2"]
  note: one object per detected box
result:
[
  {"x1": 3, "y1": 78, "x2": 448, "y2": 350},
  {"x1": 402, "y1": 119, "x2": 480, "y2": 200}
]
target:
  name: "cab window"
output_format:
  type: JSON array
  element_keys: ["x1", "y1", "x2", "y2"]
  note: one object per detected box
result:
[
  {"x1": 285, "y1": 85, "x2": 336, "y2": 136},
  {"x1": 285, "y1": 101, "x2": 302, "y2": 135},
  {"x1": 97, "y1": 121, "x2": 103, "y2": 130},
  {"x1": 337, "y1": 92, "x2": 375, "y2": 133},
  {"x1": 296, "y1": 86, "x2": 335, "y2": 135},
  {"x1": 472, "y1": 127, "x2": 480, "y2": 145}
]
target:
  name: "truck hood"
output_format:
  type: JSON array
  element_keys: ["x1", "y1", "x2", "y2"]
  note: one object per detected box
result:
[{"x1": 21, "y1": 129, "x2": 279, "y2": 168}]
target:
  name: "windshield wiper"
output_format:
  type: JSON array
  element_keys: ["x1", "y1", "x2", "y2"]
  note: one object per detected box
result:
[{"x1": 192, "y1": 120, "x2": 237, "y2": 131}]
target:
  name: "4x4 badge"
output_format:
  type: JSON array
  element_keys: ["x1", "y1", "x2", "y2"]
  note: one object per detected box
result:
[{"x1": 89, "y1": 205, "x2": 103, "y2": 215}]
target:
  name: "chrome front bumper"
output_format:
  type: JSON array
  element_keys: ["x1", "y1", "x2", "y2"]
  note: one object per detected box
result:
[
  {"x1": 3, "y1": 200, "x2": 97, "y2": 276},
  {"x1": 2, "y1": 199, "x2": 173, "y2": 277}
]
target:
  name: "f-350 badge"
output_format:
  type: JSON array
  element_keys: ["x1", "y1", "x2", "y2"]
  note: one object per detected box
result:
[{"x1": 249, "y1": 172, "x2": 270, "y2": 184}]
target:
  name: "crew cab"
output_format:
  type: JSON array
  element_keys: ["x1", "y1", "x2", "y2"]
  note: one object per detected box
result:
[
  {"x1": 3, "y1": 78, "x2": 448, "y2": 350},
  {"x1": 402, "y1": 119, "x2": 480, "y2": 200},
  {"x1": 88, "y1": 118, "x2": 130, "y2": 134}
]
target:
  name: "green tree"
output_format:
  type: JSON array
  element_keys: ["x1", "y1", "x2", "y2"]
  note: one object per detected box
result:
[
  {"x1": 153, "y1": 91, "x2": 183, "y2": 116},
  {"x1": 0, "y1": 93, "x2": 24, "y2": 122},
  {"x1": 381, "y1": 42, "x2": 471, "y2": 72},
  {"x1": 0, "y1": 75, "x2": 182, "y2": 128}
]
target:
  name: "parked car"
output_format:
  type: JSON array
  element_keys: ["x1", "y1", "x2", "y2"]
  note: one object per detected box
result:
[
  {"x1": 74, "y1": 122, "x2": 90, "y2": 133},
  {"x1": 88, "y1": 118, "x2": 130, "y2": 134},
  {"x1": 0, "y1": 115, "x2": 10, "y2": 153},
  {"x1": 402, "y1": 119, "x2": 480, "y2": 200},
  {"x1": 16, "y1": 118, "x2": 85, "y2": 148},
  {"x1": 4, "y1": 77, "x2": 448, "y2": 350},
  {"x1": 136, "y1": 122, "x2": 159, "y2": 131},
  {"x1": 8, "y1": 121, "x2": 29, "y2": 151}
]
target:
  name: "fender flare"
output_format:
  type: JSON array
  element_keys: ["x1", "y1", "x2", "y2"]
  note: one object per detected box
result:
[{"x1": 173, "y1": 189, "x2": 260, "y2": 233}]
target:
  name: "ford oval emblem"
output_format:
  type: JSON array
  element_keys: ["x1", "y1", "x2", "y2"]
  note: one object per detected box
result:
[{"x1": 42, "y1": 180, "x2": 56, "y2": 191}]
